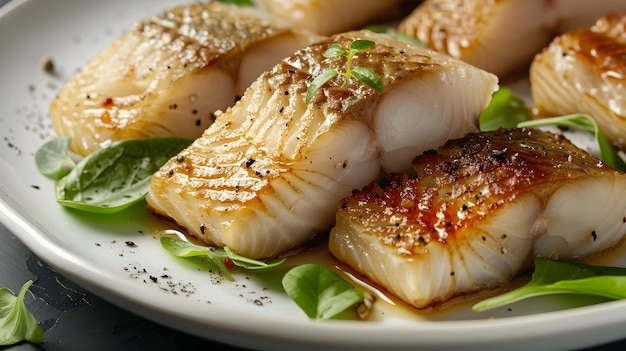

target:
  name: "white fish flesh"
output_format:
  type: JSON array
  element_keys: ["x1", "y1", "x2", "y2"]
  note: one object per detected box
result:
[
  {"x1": 50, "y1": 2, "x2": 319, "y2": 156},
  {"x1": 146, "y1": 30, "x2": 498, "y2": 259},
  {"x1": 398, "y1": 0, "x2": 626, "y2": 78},
  {"x1": 530, "y1": 13, "x2": 626, "y2": 149},
  {"x1": 256, "y1": 0, "x2": 401, "y2": 35},
  {"x1": 330, "y1": 128, "x2": 626, "y2": 308}
]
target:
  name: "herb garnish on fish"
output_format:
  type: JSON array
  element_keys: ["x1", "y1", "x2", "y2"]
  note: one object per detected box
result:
[{"x1": 306, "y1": 39, "x2": 383, "y2": 104}]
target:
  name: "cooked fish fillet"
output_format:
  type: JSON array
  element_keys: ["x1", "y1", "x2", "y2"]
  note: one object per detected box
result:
[
  {"x1": 398, "y1": 0, "x2": 626, "y2": 78},
  {"x1": 330, "y1": 128, "x2": 626, "y2": 308},
  {"x1": 256, "y1": 0, "x2": 401, "y2": 35},
  {"x1": 50, "y1": 2, "x2": 319, "y2": 156},
  {"x1": 146, "y1": 30, "x2": 498, "y2": 259},
  {"x1": 531, "y1": 13, "x2": 626, "y2": 149}
]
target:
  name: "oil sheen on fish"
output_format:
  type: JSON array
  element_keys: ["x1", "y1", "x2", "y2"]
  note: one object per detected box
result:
[
  {"x1": 398, "y1": 0, "x2": 626, "y2": 78},
  {"x1": 50, "y1": 2, "x2": 318, "y2": 156},
  {"x1": 256, "y1": 0, "x2": 401, "y2": 35},
  {"x1": 146, "y1": 30, "x2": 498, "y2": 259},
  {"x1": 531, "y1": 13, "x2": 626, "y2": 149},
  {"x1": 329, "y1": 128, "x2": 626, "y2": 308}
]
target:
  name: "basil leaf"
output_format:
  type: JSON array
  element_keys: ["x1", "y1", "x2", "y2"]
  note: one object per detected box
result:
[
  {"x1": 34, "y1": 136, "x2": 75, "y2": 179},
  {"x1": 518, "y1": 114, "x2": 626, "y2": 171},
  {"x1": 473, "y1": 257, "x2": 626, "y2": 312},
  {"x1": 352, "y1": 66, "x2": 383, "y2": 92},
  {"x1": 55, "y1": 137, "x2": 193, "y2": 213},
  {"x1": 479, "y1": 87, "x2": 529, "y2": 131},
  {"x1": 282, "y1": 264, "x2": 363, "y2": 319},
  {"x1": 306, "y1": 69, "x2": 338, "y2": 104},
  {"x1": 0, "y1": 281, "x2": 43, "y2": 346}
]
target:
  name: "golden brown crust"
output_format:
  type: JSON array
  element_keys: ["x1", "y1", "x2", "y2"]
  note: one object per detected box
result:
[
  {"x1": 50, "y1": 2, "x2": 301, "y2": 156},
  {"x1": 136, "y1": 3, "x2": 291, "y2": 75},
  {"x1": 398, "y1": 0, "x2": 498, "y2": 58},
  {"x1": 557, "y1": 13, "x2": 626, "y2": 80},
  {"x1": 277, "y1": 30, "x2": 453, "y2": 115},
  {"x1": 339, "y1": 128, "x2": 617, "y2": 254}
]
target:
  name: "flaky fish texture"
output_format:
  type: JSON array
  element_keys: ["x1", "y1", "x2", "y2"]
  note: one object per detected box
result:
[
  {"x1": 398, "y1": 0, "x2": 626, "y2": 78},
  {"x1": 50, "y1": 2, "x2": 318, "y2": 156},
  {"x1": 256, "y1": 0, "x2": 401, "y2": 35},
  {"x1": 330, "y1": 128, "x2": 626, "y2": 308},
  {"x1": 146, "y1": 30, "x2": 498, "y2": 259},
  {"x1": 531, "y1": 13, "x2": 626, "y2": 149}
]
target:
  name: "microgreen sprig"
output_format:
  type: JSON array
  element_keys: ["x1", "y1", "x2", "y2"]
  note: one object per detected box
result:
[{"x1": 305, "y1": 39, "x2": 383, "y2": 104}]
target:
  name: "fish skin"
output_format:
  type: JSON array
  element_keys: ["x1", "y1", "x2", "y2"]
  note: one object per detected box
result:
[
  {"x1": 531, "y1": 13, "x2": 626, "y2": 149},
  {"x1": 146, "y1": 30, "x2": 498, "y2": 259},
  {"x1": 50, "y1": 2, "x2": 318, "y2": 156},
  {"x1": 329, "y1": 128, "x2": 626, "y2": 308},
  {"x1": 398, "y1": 0, "x2": 626, "y2": 78},
  {"x1": 256, "y1": 0, "x2": 401, "y2": 35}
]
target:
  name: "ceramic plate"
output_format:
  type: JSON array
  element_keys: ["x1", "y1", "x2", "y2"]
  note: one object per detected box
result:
[{"x1": 2, "y1": 1, "x2": 626, "y2": 350}]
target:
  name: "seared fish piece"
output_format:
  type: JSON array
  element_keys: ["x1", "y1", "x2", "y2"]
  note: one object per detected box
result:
[
  {"x1": 50, "y1": 2, "x2": 318, "y2": 156},
  {"x1": 146, "y1": 30, "x2": 498, "y2": 258},
  {"x1": 330, "y1": 128, "x2": 626, "y2": 308},
  {"x1": 531, "y1": 13, "x2": 626, "y2": 149},
  {"x1": 398, "y1": 0, "x2": 626, "y2": 78},
  {"x1": 256, "y1": 0, "x2": 401, "y2": 35}
]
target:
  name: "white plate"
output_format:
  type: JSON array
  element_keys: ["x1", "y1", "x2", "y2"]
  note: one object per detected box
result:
[{"x1": 2, "y1": 1, "x2": 626, "y2": 350}]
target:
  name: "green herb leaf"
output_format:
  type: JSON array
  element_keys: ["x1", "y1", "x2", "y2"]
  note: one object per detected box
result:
[
  {"x1": 323, "y1": 43, "x2": 347, "y2": 58},
  {"x1": 223, "y1": 246, "x2": 285, "y2": 270},
  {"x1": 478, "y1": 87, "x2": 530, "y2": 131},
  {"x1": 473, "y1": 257, "x2": 626, "y2": 312},
  {"x1": 215, "y1": 0, "x2": 255, "y2": 6},
  {"x1": 518, "y1": 114, "x2": 626, "y2": 171},
  {"x1": 307, "y1": 39, "x2": 383, "y2": 104},
  {"x1": 352, "y1": 66, "x2": 384, "y2": 92},
  {"x1": 160, "y1": 236, "x2": 233, "y2": 280},
  {"x1": 349, "y1": 39, "x2": 375, "y2": 52},
  {"x1": 306, "y1": 69, "x2": 338, "y2": 104},
  {"x1": 363, "y1": 25, "x2": 425, "y2": 46},
  {"x1": 34, "y1": 136, "x2": 75, "y2": 179},
  {"x1": 160, "y1": 237, "x2": 284, "y2": 281},
  {"x1": 0, "y1": 281, "x2": 43, "y2": 346},
  {"x1": 159, "y1": 236, "x2": 212, "y2": 258},
  {"x1": 282, "y1": 264, "x2": 363, "y2": 319},
  {"x1": 55, "y1": 137, "x2": 193, "y2": 214}
]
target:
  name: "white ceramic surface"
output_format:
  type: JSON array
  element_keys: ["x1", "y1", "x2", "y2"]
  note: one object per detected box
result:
[{"x1": 1, "y1": 1, "x2": 626, "y2": 350}]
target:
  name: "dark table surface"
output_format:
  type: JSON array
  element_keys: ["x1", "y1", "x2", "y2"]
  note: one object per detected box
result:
[{"x1": 1, "y1": 1, "x2": 626, "y2": 351}]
